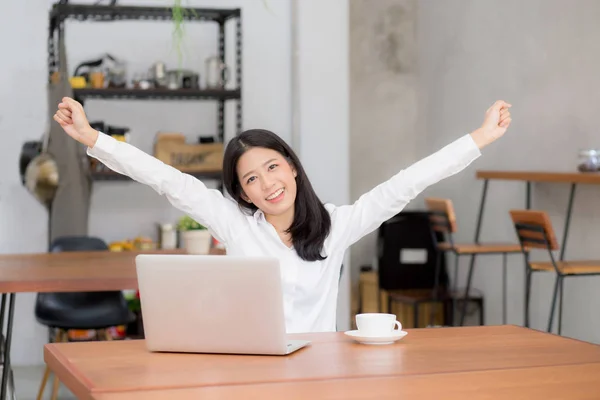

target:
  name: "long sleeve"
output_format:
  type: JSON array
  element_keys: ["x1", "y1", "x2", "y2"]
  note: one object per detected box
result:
[
  {"x1": 87, "y1": 132, "x2": 245, "y2": 245},
  {"x1": 328, "y1": 133, "x2": 481, "y2": 250}
]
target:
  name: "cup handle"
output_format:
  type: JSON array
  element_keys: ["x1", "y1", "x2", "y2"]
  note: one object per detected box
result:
[{"x1": 394, "y1": 321, "x2": 402, "y2": 331}]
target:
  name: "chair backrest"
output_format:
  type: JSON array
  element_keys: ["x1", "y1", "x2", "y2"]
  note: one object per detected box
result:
[
  {"x1": 376, "y1": 211, "x2": 448, "y2": 291},
  {"x1": 509, "y1": 210, "x2": 559, "y2": 251},
  {"x1": 424, "y1": 197, "x2": 457, "y2": 234},
  {"x1": 49, "y1": 236, "x2": 108, "y2": 252},
  {"x1": 35, "y1": 236, "x2": 129, "y2": 329}
]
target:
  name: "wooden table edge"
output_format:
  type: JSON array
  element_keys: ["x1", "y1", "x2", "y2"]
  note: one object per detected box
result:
[
  {"x1": 105, "y1": 361, "x2": 600, "y2": 399},
  {"x1": 476, "y1": 170, "x2": 600, "y2": 184},
  {"x1": 88, "y1": 361, "x2": 600, "y2": 399},
  {"x1": 45, "y1": 343, "x2": 97, "y2": 400},
  {"x1": 0, "y1": 277, "x2": 138, "y2": 294}
]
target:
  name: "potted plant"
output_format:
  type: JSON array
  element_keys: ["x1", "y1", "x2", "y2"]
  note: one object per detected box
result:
[{"x1": 178, "y1": 215, "x2": 211, "y2": 254}]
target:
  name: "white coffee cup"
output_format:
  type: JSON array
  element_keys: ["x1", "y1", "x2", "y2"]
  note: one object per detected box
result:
[{"x1": 355, "y1": 313, "x2": 402, "y2": 337}]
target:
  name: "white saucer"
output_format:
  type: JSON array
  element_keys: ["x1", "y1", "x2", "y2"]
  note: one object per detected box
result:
[{"x1": 344, "y1": 330, "x2": 408, "y2": 345}]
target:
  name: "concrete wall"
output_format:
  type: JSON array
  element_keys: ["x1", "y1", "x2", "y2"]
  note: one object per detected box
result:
[{"x1": 349, "y1": 0, "x2": 419, "y2": 313}]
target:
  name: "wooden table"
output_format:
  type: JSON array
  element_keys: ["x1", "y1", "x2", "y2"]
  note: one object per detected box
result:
[
  {"x1": 454, "y1": 170, "x2": 600, "y2": 328},
  {"x1": 0, "y1": 248, "x2": 223, "y2": 400},
  {"x1": 475, "y1": 170, "x2": 600, "y2": 259},
  {"x1": 44, "y1": 325, "x2": 600, "y2": 399},
  {"x1": 91, "y1": 364, "x2": 600, "y2": 400}
]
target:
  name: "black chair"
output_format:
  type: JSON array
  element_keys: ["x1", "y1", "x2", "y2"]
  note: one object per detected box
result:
[
  {"x1": 35, "y1": 236, "x2": 135, "y2": 400},
  {"x1": 374, "y1": 211, "x2": 484, "y2": 328}
]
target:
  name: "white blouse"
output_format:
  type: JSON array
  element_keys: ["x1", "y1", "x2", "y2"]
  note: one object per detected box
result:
[{"x1": 87, "y1": 132, "x2": 481, "y2": 333}]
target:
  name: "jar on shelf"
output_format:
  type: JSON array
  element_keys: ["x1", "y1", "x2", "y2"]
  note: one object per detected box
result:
[
  {"x1": 578, "y1": 149, "x2": 600, "y2": 172},
  {"x1": 158, "y1": 223, "x2": 177, "y2": 250}
]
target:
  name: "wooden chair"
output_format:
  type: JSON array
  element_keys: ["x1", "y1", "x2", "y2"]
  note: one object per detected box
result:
[
  {"x1": 509, "y1": 210, "x2": 600, "y2": 335},
  {"x1": 425, "y1": 198, "x2": 522, "y2": 326}
]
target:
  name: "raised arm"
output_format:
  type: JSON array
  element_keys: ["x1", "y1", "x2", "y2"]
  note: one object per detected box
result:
[
  {"x1": 53, "y1": 97, "x2": 243, "y2": 245},
  {"x1": 328, "y1": 100, "x2": 512, "y2": 250}
]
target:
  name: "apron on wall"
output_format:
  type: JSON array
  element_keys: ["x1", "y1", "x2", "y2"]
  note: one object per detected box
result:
[{"x1": 46, "y1": 24, "x2": 92, "y2": 243}]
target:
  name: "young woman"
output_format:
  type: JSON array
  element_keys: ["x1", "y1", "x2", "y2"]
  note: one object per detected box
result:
[{"x1": 53, "y1": 97, "x2": 512, "y2": 333}]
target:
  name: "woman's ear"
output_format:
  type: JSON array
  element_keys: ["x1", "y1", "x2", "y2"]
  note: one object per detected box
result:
[{"x1": 241, "y1": 191, "x2": 252, "y2": 204}]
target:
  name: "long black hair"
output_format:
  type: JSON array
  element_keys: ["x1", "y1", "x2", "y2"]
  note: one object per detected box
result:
[{"x1": 222, "y1": 129, "x2": 331, "y2": 262}]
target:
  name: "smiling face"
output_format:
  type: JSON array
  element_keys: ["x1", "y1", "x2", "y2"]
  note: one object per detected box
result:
[{"x1": 236, "y1": 146, "x2": 298, "y2": 218}]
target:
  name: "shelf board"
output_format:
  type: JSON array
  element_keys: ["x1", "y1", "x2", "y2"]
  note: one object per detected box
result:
[
  {"x1": 73, "y1": 88, "x2": 240, "y2": 101},
  {"x1": 91, "y1": 170, "x2": 222, "y2": 182},
  {"x1": 50, "y1": 4, "x2": 240, "y2": 23}
]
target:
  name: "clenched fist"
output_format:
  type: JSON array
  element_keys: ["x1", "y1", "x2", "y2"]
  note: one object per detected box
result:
[
  {"x1": 470, "y1": 100, "x2": 512, "y2": 149},
  {"x1": 53, "y1": 97, "x2": 99, "y2": 148}
]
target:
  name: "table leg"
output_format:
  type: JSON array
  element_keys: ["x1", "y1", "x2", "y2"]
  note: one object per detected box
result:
[
  {"x1": 502, "y1": 252, "x2": 507, "y2": 325},
  {"x1": 524, "y1": 266, "x2": 532, "y2": 328},
  {"x1": 474, "y1": 179, "x2": 489, "y2": 244},
  {"x1": 0, "y1": 295, "x2": 5, "y2": 350},
  {"x1": 459, "y1": 256, "x2": 476, "y2": 326},
  {"x1": 0, "y1": 293, "x2": 16, "y2": 400},
  {"x1": 459, "y1": 179, "x2": 488, "y2": 326},
  {"x1": 559, "y1": 183, "x2": 577, "y2": 261}
]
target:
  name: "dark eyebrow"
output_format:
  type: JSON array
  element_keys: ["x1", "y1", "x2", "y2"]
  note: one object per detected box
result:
[{"x1": 242, "y1": 158, "x2": 278, "y2": 180}]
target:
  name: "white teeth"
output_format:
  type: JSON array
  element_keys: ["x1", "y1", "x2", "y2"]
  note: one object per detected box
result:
[{"x1": 266, "y1": 188, "x2": 284, "y2": 200}]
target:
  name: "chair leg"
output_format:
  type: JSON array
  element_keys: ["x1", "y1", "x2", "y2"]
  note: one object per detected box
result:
[
  {"x1": 50, "y1": 374, "x2": 60, "y2": 400},
  {"x1": 459, "y1": 254, "x2": 477, "y2": 326},
  {"x1": 524, "y1": 269, "x2": 532, "y2": 328},
  {"x1": 547, "y1": 275, "x2": 561, "y2": 333},
  {"x1": 414, "y1": 302, "x2": 419, "y2": 329},
  {"x1": 558, "y1": 277, "x2": 564, "y2": 336},
  {"x1": 37, "y1": 330, "x2": 66, "y2": 400},
  {"x1": 429, "y1": 251, "x2": 442, "y2": 326},
  {"x1": 35, "y1": 365, "x2": 51, "y2": 400},
  {"x1": 451, "y1": 253, "x2": 459, "y2": 326},
  {"x1": 502, "y1": 253, "x2": 507, "y2": 325},
  {"x1": 443, "y1": 298, "x2": 451, "y2": 326},
  {"x1": 479, "y1": 297, "x2": 485, "y2": 325}
]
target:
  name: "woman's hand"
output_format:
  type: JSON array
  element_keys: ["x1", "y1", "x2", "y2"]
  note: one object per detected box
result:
[
  {"x1": 470, "y1": 100, "x2": 512, "y2": 149},
  {"x1": 53, "y1": 97, "x2": 99, "y2": 148}
]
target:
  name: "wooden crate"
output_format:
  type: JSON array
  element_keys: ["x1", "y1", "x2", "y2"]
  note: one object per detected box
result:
[{"x1": 154, "y1": 133, "x2": 223, "y2": 173}]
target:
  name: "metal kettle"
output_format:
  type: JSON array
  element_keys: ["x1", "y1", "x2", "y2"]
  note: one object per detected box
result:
[{"x1": 205, "y1": 56, "x2": 229, "y2": 89}]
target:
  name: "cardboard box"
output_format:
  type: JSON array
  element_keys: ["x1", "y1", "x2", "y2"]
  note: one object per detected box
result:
[{"x1": 154, "y1": 133, "x2": 223, "y2": 173}]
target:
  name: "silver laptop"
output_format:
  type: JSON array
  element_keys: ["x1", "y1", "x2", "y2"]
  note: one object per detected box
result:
[{"x1": 135, "y1": 254, "x2": 310, "y2": 355}]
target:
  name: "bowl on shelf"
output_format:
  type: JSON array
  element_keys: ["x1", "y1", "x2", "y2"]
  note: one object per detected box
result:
[{"x1": 578, "y1": 149, "x2": 600, "y2": 173}]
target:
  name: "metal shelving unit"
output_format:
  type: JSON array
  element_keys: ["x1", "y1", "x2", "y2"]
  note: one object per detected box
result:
[
  {"x1": 72, "y1": 87, "x2": 241, "y2": 101},
  {"x1": 48, "y1": 2, "x2": 242, "y2": 183},
  {"x1": 90, "y1": 170, "x2": 222, "y2": 182}
]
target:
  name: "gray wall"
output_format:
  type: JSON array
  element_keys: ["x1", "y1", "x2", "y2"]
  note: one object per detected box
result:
[
  {"x1": 350, "y1": 0, "x2": 600, "y2": 342},
  {"x1": 349, "y1": 0, "x2": 419, "y2": 313}
]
